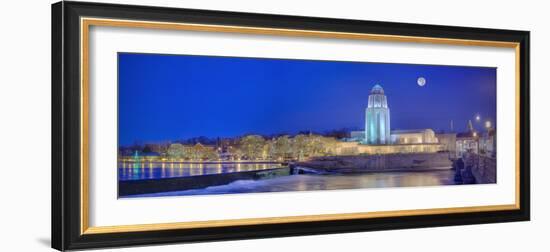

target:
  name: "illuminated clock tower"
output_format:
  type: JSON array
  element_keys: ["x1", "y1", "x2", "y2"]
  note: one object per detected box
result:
[{"x1": 365, "y1": 84, "x2": 391, "y2": 144}]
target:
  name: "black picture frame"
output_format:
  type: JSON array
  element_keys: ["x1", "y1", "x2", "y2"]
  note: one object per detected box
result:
[{"x1": 52, "y1": 1, "x2": 530, "y2": 251}]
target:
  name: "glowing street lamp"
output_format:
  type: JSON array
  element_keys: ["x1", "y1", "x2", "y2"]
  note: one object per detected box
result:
[
  {"x1": 485, "y1": 120, "x2": 492, "y2": 129},
  {"x1": 472, "y1": 131, "x2": 479, "y2": 155},
  {"x1": 475, "y1": 115, "x2": 481, "y2": 121}
]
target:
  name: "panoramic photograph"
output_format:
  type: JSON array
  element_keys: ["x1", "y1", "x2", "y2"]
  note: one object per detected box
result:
[{"x1": 117, "y1": 53, "x2": 497, "y2": 198}]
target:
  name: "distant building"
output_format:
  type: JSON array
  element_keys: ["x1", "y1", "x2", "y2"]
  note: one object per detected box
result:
[
  {"x1": 480, "y1": 130, "x2": 496, "y2": 157},
  {"x1": 391, "y1": 129, "x2": 438, "y2": 144},
  {"x1": 456, "y1": 131, "x2": 478, "y2": 157},
  {"x1": 349, "y1": 131, "x2": 365, "y2": 141},
  {"x1": 455, "y1": 125, "x2": 496, "y2": 158},
  {"x1": 335, "y1": 84, "x2": 442, "y2": 155},
  {"x1": 333, "y1": 141, "x2": 441, "y2": 155},
  {"x1": 436, "y1": 133, "x2": 457, "y2": 158},
  {"x1": 365, "y1": 84, "x2": 391, "y2": 144}
]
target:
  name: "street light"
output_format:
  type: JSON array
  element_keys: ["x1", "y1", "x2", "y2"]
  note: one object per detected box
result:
[
  {"x1": 472, "y1": 131, "x2": 479, "y2": 155},
  {"x1": 475, "y1": 115, "x2": 481, "y2": 121},
  {"x1": 484, "y1": 120, "x2": 494, "y2": 157},
  {"x1": 485, "y1": 120, "x2": 492, "y2": 129}
]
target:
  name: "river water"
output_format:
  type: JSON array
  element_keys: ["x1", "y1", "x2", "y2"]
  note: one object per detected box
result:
[
  {"x1": 119, "y1": 162, "x2": 281, "y2": 181},
  {"x1": 123, "y1": 168, "x2": 458, "y2": 198}
]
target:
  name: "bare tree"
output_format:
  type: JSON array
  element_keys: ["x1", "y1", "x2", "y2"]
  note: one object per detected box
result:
[
  {"x1": 272, "y1": 135, "x2": 292, "y2": 161},
  {"x1": 166, "y1": 143, "x2": 185, "y2": 159},
  {"x1": 293, "y1": 134, "x2": 310, "y2": 160},
  {"x1": 227, "y1": 146, "x2": 243, "y2": 161},
  {"x1": 239, "y1": 135, "x2": 266, "y2": 160}
]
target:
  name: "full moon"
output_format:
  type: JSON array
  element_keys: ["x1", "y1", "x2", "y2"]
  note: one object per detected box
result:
[{"x1": 417, "y1": 77, "x2": 426, "y2": 87}]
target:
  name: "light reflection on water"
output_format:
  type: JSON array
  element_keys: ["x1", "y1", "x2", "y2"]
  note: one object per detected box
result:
[
  {"x1": 118, "y1": 162, "x2": 281, "y2": 181},
  {"x1": 128, "y1": 170, "x2": 457, "y2": 197}
]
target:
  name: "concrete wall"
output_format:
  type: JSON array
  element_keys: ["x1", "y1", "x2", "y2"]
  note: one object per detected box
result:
[
  {"x1": 119, "y1": 167, "x2": 290, "y2": 196},
  {"x1": 295, "y1": 153, "x2": 452, "y2": 173},
  {"x1": 465, "y1": 153, "x2": 497, "y2": 184},
  {"x1": 334, "y1": 141, "x2": 442, "y2": 155}
]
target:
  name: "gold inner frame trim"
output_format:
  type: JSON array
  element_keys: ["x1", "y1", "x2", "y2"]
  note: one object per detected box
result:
[{"x1": 80, "y1": 17, "x2": 522, "y2": 235}]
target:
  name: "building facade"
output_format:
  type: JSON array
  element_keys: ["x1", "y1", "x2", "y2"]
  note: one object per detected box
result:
[
  {"x1": 479, "y1": 130, "x2": 496, "y2": 157},
  {"x1": 335, "y1": 84, "x2": 442, "y2": 155},
  {"x1": 365, "y1": 84, "x2": 391, "y2": 144},
  {"x1": 456, "y1": 131, "x2": 478, "y2": 157},
  {"x1": 333, "y1": 141, "x2": 441, "y2": 155},
  {"x1": 336, "y1": 84, "x2": 496, "y2": 157},
  {"x1": 455, "y1": 129, "x2": 496, "y2": 158},
  {"x1": 391, "y1": 129, "x2": 438, "y2": 144},
  {"x1": 436, "y1": 133, "x2": 458, "y2": 158}
]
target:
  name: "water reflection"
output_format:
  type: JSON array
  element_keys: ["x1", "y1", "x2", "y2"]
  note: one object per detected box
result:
[
  {"x1": 118, "y1": 162, "x2": 281, "y2": 181},
  {"x1": 130, "y1": 170, "x2": 458, "y2": 197}
]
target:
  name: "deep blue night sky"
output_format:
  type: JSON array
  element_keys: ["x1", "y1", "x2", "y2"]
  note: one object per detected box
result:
[{"x1": 118, "y1": 53, "x2": 496, "y2": 146}]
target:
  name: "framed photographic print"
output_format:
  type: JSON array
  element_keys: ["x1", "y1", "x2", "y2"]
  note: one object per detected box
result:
[{"x1": 52, "y1": 1, "x2": 530, "y2": 250}]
